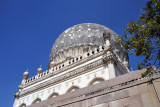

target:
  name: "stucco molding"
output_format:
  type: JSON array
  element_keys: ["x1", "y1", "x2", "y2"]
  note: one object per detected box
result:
[{"x1": 19, "y1": 51, "x2": 122, "y2": 97}]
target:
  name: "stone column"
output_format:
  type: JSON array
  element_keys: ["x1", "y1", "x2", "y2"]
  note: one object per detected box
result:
[{"x1": 107, "y1": 60, "x2": 116, "y2": 78}]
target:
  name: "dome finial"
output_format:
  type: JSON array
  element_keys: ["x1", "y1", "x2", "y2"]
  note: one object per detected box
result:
[
  {"x1": 22, "y1": 68, "x2": 29, "y2": 85},
  {"x1": 37, "y1": 66, "x2": 42, "y2": 75},
  {"x1": 23, "y1": 68, "x2": 29, "y2": 76}
]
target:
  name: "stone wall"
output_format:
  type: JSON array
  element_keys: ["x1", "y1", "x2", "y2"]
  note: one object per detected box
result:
[
  {"x1": 60, "y1": 82, "x2": 159, "y2": 107},
  {"x1": 28, "y1": 69, "x2": 160, "y2": 107}
]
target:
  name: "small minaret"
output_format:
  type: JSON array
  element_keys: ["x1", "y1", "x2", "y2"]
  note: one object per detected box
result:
[
  {"x1": 103, "y1": 31, "x2": 111, "y2": 47},
  {"x1": 123, "y1": 56, "x2": 130, "y2": 71},
  {"x1": 21, "y1": 69, "x2": 29, "y2": 85},
  {"x1": 103, "y1": 31, "x2": 116, "y2": 78}
]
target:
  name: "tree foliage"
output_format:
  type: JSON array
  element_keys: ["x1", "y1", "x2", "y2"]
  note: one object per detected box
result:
[{"x1": 116, "y1": 0, "x2": 160, "y2": 77}]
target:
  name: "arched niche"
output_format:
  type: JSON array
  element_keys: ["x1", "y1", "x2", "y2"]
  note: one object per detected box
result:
[
  {"x1": 48, "y1": 92, "x2": 59, "y2": 99},
  {"x1": 66, "y1": 86, "x2": 79, "y2": 93},
  {"x1": 88, "y1": 78, "x2": 105, "y2": 86},
  {"x1": 19, "y1": 103, "x2": 26, "y2": 107},
  {"x1": 32, "y1": 98, "x2": 41, "y2": 104}
]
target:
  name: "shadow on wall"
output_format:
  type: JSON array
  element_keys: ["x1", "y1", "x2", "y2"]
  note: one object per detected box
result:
[
  {"x1": 88, "y1": 78, "x2": 105, "y2": 86},
  {"x1": 32, "y1": 98, "x2": 41, "y2": 104},
  {"x1": 48, "y1": 92, "x2": 59, "y2": 99},
  {"x1": 19, "y1": 103, "x2": 26, "y2": 107},
  {"x1": 66, "y1": 86, "x2": 80, "y2": 93}
]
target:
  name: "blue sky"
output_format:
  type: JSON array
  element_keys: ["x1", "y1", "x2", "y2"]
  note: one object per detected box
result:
[{"x1": 0, "y1": 0, "x2": 147, "y2": 106}]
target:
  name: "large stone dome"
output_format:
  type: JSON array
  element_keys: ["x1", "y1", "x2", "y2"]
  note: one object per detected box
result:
[{"x1": 50, "y1": 23, "x2": 118, "y2": 60}]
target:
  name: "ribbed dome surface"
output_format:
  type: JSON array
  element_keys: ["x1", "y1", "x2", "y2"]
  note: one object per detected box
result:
[{"x1": 50, "y1": 23, "x2": 118, "y2": 60}]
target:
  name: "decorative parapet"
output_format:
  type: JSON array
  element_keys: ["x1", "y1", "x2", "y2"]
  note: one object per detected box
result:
[
  {"x1": 20, "y1": 48, "x2": 124, "y2": 97},
  {"x1": 23, "y1": 44, "x2": 128, "y2": 87},
  {"x1": 20, "y1": 58, "x2": 103, "y2": 96},
  {"x1": 23, "y1": 45, "x2": 106, "y2": 86}
]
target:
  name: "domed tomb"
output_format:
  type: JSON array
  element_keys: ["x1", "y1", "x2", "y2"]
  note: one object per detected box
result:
[{"x1": 49, "y1": 23, "x2": 129, "y2": 67}]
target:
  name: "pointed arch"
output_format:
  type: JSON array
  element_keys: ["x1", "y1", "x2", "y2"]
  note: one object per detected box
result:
[
  {"x1": 32, "y1": 98, "x2": 41, "y2": 104},
  {"x1": 19, "y1": 103, "x2": 26, "y2": 107},
  {"x1": 48, "y1": 92, "x2": 59, "y2": 99},
  {"x1": 88, "y1": 78, "x2": 105, "y2": 86},
  {"x1": 66, "y1": 86, "x2": 79, "y2": 93}
]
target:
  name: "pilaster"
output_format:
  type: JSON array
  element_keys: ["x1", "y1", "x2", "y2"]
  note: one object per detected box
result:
[{"x1": 107, "y1": 60, "x2": 116, "y2": 79}]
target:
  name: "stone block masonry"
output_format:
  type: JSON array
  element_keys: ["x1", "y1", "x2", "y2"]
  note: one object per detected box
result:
[{"x1": 28, "y1": 69, "x2": 160, "y2": 107}]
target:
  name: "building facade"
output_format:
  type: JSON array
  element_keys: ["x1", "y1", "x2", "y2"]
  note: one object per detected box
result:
[{"x1": 13, "y1": 23, "x2": 160, "y2": 107}]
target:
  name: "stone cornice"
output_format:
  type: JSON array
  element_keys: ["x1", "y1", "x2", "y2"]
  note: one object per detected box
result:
[{"x1": 20, "y1": 59, "x2": 103, "y2": 97}]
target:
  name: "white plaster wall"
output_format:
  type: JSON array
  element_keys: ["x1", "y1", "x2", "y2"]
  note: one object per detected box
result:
[{"x1": 14, "y1": 65, "x2": 109, "y2": 107}]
